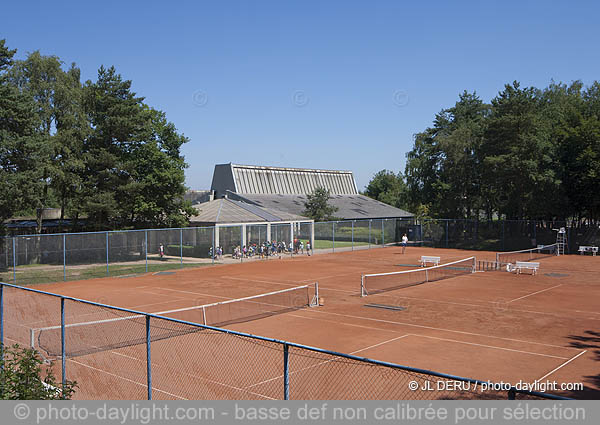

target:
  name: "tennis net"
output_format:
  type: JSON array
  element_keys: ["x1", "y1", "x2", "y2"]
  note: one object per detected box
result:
[
  {"x1": 496, "y1": 244, "x2": 557, "y2": 265},
  {"x1": 31, "y1": 283, "x2": 318, "y2": 358},
  {"x1": 361, "y1": 257, "x2": 475, "y2": 296}
]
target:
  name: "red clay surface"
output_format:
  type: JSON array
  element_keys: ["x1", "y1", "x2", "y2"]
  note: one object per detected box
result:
[{"x1": 20, "y1": 246, "x2": 600, "y2": 399}]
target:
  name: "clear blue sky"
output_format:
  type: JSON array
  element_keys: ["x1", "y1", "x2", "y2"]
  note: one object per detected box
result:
[{"x1": 3, "y1": 1, "x2": 599, "y2": 190}]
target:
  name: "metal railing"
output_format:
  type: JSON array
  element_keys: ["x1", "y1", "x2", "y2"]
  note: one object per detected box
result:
[
  {"x1": 0, "y1": 219, "x2": 410, "y2": 286},
  {"x1": 0, "y1": 282, "x2": 570, "y2": 400}
]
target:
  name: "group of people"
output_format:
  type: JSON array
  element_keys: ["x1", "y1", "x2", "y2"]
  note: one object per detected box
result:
[
  {"x1": 208, "y1": 246, "x2": 223, "y2": 260},
  {"x1": 230, "y1": 239, "x2": 311, "y2": 260}
]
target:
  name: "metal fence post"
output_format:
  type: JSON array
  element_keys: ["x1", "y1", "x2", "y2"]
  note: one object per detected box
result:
[
  {"x1": 501, "y1": 220, "x2": 505, "y2": 251},
  {"x1": 146, "y1": 315, "x2": 152, "y2": 400},
  {"x1": 351, "y1": 221, "x2": 354, "y2": 251},
  {"x1": 106, "y1": 232, "x2": 109, "y2": 276},
  {"x1": 63, "y1": 234, "x2": 66, "y2": 281},
  {"x1": 180, "y1": 228, "x2": 183, "y2": 266},
  {"x1": 61, "y1": 297, "x2": 66, "y2": 397},
  {"x1": 145, "y1": 230, "x2": 148, "y2": 273},
  {"x1": 283, "y1": 343, "x2": 290, "y2": 400},
  {"x1": 12, "y1": 237, "x2": 16, "y2": 284},
  {"x1": 369, "y1": 220, "x2": 371, "y2": 249},
  {"x1": 382, "y1": 220, "x2": 385, "y2": 246},
  {"x1": 0, "y1": 285, "x2": 4, "y2": 364},
  {"x1": 212, "y1": 227, "x2": 215, "y2": 265},
  {"x1": 332, "y1": 222, "x2": 335, "y2": 253},
  {"x1": 445, "y1": 220, "x2": 449, "y2": 249}
]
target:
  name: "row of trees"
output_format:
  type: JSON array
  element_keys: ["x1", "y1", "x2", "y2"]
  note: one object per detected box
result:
[
  {"x1": 0, "y1": 40, "x2": 194, "y2": 234},
  {"x1": 365, "y1": 81, "x2": 600, "y2": 224}
]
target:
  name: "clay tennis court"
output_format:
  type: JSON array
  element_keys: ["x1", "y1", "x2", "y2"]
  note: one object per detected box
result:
[{"x1": 12, "y1": 246, "x2": 600, "y2": 399}]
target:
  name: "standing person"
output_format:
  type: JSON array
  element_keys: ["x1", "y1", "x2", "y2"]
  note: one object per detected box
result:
[
  {"x1": 159, "y1": 243, "x2": 164, "y2": 259},
  {"x1": 307, "y1": 241, "x2": 311, "y2": 256},
  {"x1": 401, "y1": 234, "x2": 408, "y2": 254}
]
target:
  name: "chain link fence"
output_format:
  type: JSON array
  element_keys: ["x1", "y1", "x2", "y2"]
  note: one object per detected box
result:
[
  {"x1": 419, "y1": 219, "x2": 598, "y2": 253},
  {"x1": 2, "y1": 218, "x2": 597, "y2": 286},
  {"x1": 0, "y1": 282, "x2": 568, "y2": 400}
]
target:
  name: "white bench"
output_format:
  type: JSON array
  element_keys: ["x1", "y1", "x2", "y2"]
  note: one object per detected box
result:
[
  {"x1": 420, "y1": 256, "x2": 441, "y2": 267},
  {"x1": 578, "y1": 246, "x2": 598, "y2": 256},
  {"x1": 515, "y1": 261, "x2": 539, "y2": 275}
]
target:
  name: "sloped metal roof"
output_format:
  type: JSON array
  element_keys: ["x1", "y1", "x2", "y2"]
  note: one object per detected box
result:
[
  {"x1": 211, "y1": 163, "x2": 358, "y2": 196},
  {"x1": 190, "y1": 198, "x2": 308, "y2": 224},
  {"x1": 226, "y1": 192, "x2": 414, "y2": 220}
]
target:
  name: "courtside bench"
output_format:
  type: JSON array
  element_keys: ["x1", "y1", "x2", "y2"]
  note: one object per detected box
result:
[
  {"x1": 578, "y1": 246, "x2": 598, "y2": 256},
  {"x1": 515, "y1": 261, "x2": 539, "y2": 275},
  {"x1": 420, "y1": 256, "x2": 441, "y2": 267}
]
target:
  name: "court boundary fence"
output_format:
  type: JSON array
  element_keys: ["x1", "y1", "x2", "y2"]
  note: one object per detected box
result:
[
  {"x1": 0, "y1": 218, "x2": 410, "y2": 286},
  {"x1": 0, "y1": 282, "x2": 570, "y2": 400}
]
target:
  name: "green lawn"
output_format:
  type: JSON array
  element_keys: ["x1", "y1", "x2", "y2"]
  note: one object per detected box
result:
[
  {"x1": 312, "y1": 239, "x2": 370, "y2": 249},
  {"x1": 1, "y1": 261, "x2": 214, "y2": 286}
]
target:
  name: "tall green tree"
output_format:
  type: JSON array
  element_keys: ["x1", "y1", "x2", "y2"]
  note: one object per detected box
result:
[
  {"x1": 303, "y1": 187, "x2": 338, "y2": 221},
  {"x1": 117, "y1": 106, "x2": 194, "y2": 228},
  {"x1": 82, "y1": 65, "x2": 192, "y2": 229},
  {"x1": 482, "y1": 81, "x2": 556, "y2": 220},
  {"x1": 82, "y1": 65, "x2": 147, "y2": 229},
  {"x1": 9, "y1": 51, "x2": 65, "y2": 233},
  {"x1": 405, "y1": 91, "x2": 488, "y2": 218},
  {"x1": 0, "y1": 41, "x2": 44, "y2": 234},
  {"x1": 53, "y1": 63, "x2": 88, "y2": 228},
  {"x1": 364, "y1": 169, "x2": 408, "y2": 208}
]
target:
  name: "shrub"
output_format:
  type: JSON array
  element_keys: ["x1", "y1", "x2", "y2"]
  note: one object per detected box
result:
[{"x1": 0, "y1": 344, "x2": 76, "y2": 400}]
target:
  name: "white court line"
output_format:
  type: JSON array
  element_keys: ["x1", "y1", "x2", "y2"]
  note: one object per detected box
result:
[
  {"x1": 410, "y1": 334, "x2": 569, "y2": 360},
  {"x1": 300, "y1": 271, "x2": 361, "y2": 282},
  {"x1": 298, "y1": 309, "x2": 582, "y2": 351},
  {"x1": 220, "y1": 276, "x2": 356, "y2": 294},
  {"x1": 508, "y1": 284, "x2": 563, "y2": 303},
  {"x1": 73, "y1": 348, "x2": 276, "y2": 400},
  {"x1": 536, "y1": 350, "x2": 588, "y2": 382},
  {"x1": 68, "y1": 359, "x2": 186, "y2": 399},
  {"x1": 284, "y1": 313, "x2": 570, "y2": 360},
  {"x1": 575, "y1": 309, "x2": 600, "y2": 315},
  {"x1": 150, "y1": 287, "x2": 234, "y2": 300},
  {"x1": 244, "y1": 335, "x2": 409, "y2": 390},
  {"x1": 16, "y1": 296, "x2": 192, "y2": 330},
  {"x1": 375, "y1": 295, "x2": 600, "y2": 321}
]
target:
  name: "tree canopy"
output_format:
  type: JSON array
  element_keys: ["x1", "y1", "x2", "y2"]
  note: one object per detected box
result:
[
  {"x1": 363, "y1": 169, "x2": 407, "y2": 208},
  {"x1": 0, "y1": 40, "x2": 194, "y2": 234},
  {"x1": 366, "y1": 81, "x2": 600, "y2": 225},
  {"x1": 303, "y1": 187, "x2": 339, "y2": 222}
]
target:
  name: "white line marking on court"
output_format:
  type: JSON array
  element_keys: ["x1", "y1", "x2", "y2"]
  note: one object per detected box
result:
[
  {"x1": 409, "y1": 334, "x2": 569, "y2": 360},
  {"x1": 215, "y1": 276, "x2": 356, "y2": 294},
  {"x1": 536, "y1": 350, "x2": 587, "y2": 381},
  {"x1": 222, "y1": 276, "x2": 300, "y2": 286},
  {"x1": 73, "y1": 349, "x2": 277, "y2": 400},
  {"x1": 299, "y1": 309, "x2": 582, "y2": 350},
  {"x1": 375, "y1": 295, "x2": 600, "y2": 321},
  {"x1": 300, "y1": 271, "x2": 359, "y2": 282},
  {"x1": 508, "y1": 284, "x2": 563, "y2": 303},
  {"x1": 151, "y1": 287, "x2": 235, "y2": 300},
  {"x1": 244, "y1": 335, "x2": 409, "y2": 390},
  {"x1": 350, "y1": 334, "x2": 410, "y2": 353},
  {"x1": 285, "y1": 313, "x2": 570, "y2": 360},
  {"x1": 68, "y1": 359, "x2": 187, "y2": 399}
]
